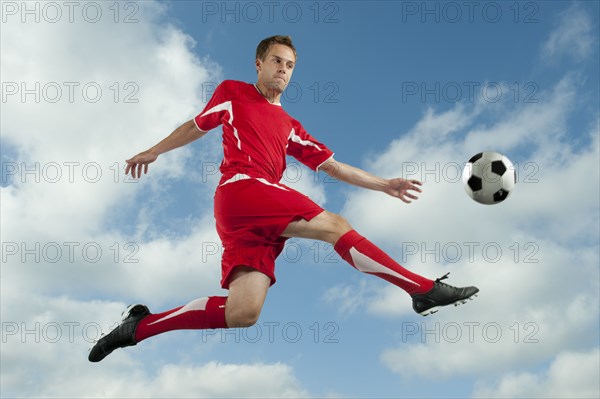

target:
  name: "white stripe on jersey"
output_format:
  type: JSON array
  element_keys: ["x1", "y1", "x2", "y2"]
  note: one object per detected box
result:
[
  {"x1": 256, "y1": 178, "x2": 290, "y2": 191},
  {"x1": 316, "y1": 153, "x2": 335, "y2": 172},
  {"x1": 288, "y1": 128, "x2": 322, "y2": 151},
  {"x1": 199, "y1": 101, "x2": 242, "y2": 150},
  {"x1": 219, "y1": 173, "x2": 251, "y2": 186},
  {"x1": 219, "y1": 173, "x2": 289, "y2": 191}
]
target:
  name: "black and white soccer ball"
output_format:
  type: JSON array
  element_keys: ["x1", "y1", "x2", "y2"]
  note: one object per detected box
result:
[{"x1": 462, "y1": 151, "x2": 516, "y2": 205}]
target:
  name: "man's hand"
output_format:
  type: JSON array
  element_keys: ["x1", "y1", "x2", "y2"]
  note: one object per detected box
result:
[
  {"x1": 321, "y1": 158, "x2": 423, "y2": 204},
  {"x1": 125, "y1": 150, "x2": 158, "y2": 179},
  {"x1": 124, "y1": 120, "x2": 207, "y2": 180},
  {"x1": 383, "y1": 178, "x2": 423, "y2": 204}
]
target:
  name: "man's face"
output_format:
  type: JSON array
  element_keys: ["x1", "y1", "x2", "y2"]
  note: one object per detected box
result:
[{"x1": 256, "y1": 44, "x2": 296, "y2": 93}]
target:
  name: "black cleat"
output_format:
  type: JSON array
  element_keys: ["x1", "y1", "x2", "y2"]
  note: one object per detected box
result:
[
  {"x1": 411, "y1": 273, "x2": 479, "y2": 316},
  {"x1": 88, "y1": 304, "x2": 150, "y2": 362}
]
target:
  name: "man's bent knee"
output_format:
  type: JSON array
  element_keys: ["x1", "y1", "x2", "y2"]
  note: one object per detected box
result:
[
  {"x1": 226, "y1": 302, "x2": 262, "y2": 328},
  {"x1": 325, "y1": 212, "x2": 353, "y2": 243},
  {"x1": 226, "y1": 268, "x2": 270, "y2": 328},
  {"x1": 331, "y1": 212, "x2": 352, "y2": 233}
]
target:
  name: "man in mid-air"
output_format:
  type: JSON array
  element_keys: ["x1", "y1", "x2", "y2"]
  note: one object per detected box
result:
[{"x1": 89, "y1": 35, "x2": 478, "y2": 362}]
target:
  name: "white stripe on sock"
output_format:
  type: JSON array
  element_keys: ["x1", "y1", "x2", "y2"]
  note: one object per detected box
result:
[
  {"x1": 147, "y1": 297, "x2": 210, "y2": 326},
  {"x1": 349, "y1": 247, "x2": 419, "y2": 286}
]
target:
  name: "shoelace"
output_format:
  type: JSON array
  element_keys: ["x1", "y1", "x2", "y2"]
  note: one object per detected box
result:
[{"x1": 434, "y1": 272, "x2": 451, "y2": 287}]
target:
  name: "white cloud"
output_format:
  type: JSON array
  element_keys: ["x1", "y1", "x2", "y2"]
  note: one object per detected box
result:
[
  {"x1": 282, "y1": 160, "x2": 328, "y2": 207},
  {"x1": 330, "y1": 69, "x2": 599, "y2": 385},
  {"x1": 145, "y1": 362, "x2": 309, "y2": 398},
  {"x1": 1, "y1": 2, "x2": 220, "y2": 238},
  {"x1": 63, "y1": 360, "x2": 310, "y2": 398},
  {"x1": 322, "y1": 279, "x2": 380, "y2": 316},
  {"x1": 380, "y1": 284, "x2": 598, "y2": 378},
  {"x1": 541, "y1": 3, "x2": 596, "y2": 61},
  {"x1": 0, "y1": 3, "x2": 313, "y2": 398},
  {"x1": 0, "y1": 0, "x2": 229, "y2": 305},
  {"x1": 0, "y1": 293, "x2": 310, "y2": 397},
  {"x1": 472, "y1": 348, "x2": 600, "y2": 398},
  {"x1": 1, "y1": 297, "x2": 309, "y2": 398},
  {"x1": 342, "y1": 76, "x2": 592, "y2": 247},
  {"x1": 0, "y1": 3, "x2": 330, "y2": 398},
  {"x1": 365, "y1": 284, "x2": 414, "y2": 317}
]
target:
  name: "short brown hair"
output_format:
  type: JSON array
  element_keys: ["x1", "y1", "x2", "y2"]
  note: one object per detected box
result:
[{"x1": 256, "y1": 35, "x2": 297, "y2": 61}]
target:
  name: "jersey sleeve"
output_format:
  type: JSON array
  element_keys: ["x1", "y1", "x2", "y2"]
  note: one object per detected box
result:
[
  {"x1": 287, "y1": 119, "x2": 334, "y2": 171},
  {"x1": 194, "y1": 81, "x2": 232, "y2": 132}
]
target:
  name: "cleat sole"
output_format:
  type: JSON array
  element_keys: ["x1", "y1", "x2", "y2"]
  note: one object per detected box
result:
[{"x1": 419, "y1": 292, "x2": 479, "y2": 316}]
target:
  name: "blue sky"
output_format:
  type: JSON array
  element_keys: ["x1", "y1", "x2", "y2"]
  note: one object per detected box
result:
[{"x1": 1, "y1": 1, "x2": 599, "y2": 398}]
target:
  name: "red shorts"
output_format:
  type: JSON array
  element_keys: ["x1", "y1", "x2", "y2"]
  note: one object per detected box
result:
[{"x1": 214, "y1": 174, "x2": 324, "y2": 288}]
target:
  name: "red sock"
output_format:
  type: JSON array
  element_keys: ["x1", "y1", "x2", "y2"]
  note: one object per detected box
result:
[
  {"x1": 135, "y1": 296, "x2": 228, "y2": 342},
  {"x1": 334, "y1": 230, "x2": 434, "y2": 295}
]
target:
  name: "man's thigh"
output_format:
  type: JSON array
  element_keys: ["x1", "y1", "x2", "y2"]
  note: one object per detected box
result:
[
  {"x1": 227, "y1": 266, "x2": 271, "y2": 310},
  {"x1": 280, "y1": 210, "x2": 352, "y2": 243}
]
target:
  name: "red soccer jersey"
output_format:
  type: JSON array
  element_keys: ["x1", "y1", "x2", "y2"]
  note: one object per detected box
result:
[{"x1": 194, "y1": 80, "x2": 334, "y2": 184}]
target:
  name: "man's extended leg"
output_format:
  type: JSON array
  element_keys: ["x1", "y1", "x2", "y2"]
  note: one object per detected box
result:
[
  {"x1": 88, "y1": 267, "x2": 270, "y2": 362},
  {"x1": 282, "y1": 210, "x2": 434, "y2": 295},
  {"x1": 135, "y1": 266, "x2": 270, "y2": 338},
  {"x1": 282, "y1": 210, "x2": 478, "y2": 315}
]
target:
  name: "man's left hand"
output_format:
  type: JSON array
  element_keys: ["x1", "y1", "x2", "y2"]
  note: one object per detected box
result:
[{"x1": 383, "y1": 178, "x2": 423, "y2": 203}]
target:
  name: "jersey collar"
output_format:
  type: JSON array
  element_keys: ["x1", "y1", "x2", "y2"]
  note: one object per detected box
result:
[{"x1": 253, "y1": 83, "x2": 282, "y2": 106}]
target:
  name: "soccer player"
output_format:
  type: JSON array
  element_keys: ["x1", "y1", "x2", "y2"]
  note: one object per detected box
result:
[{"x1": 89, "y1": 36, "x2": 478, "y2": 362}]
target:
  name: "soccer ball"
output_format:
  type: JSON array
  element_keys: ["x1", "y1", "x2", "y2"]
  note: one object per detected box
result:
[{"x1": 462, "y1": 151, "x2": 516, "y2": 205}]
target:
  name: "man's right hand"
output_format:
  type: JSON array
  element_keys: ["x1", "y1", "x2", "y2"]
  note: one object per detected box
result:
[
  {"x1": 124, "y1": 119, "x2": 206, "y2": 179},
  {"x1": 125, "y1": 150, "x2": 158, "y2": 179}
]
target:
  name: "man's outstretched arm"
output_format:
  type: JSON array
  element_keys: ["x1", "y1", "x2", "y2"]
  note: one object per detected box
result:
[
  {"x1": 125, "y1": 119, "x2": 207, "y2": 179},
  {"x1": 320, "y1": 157, "x2": 422, "y2": 204}
]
